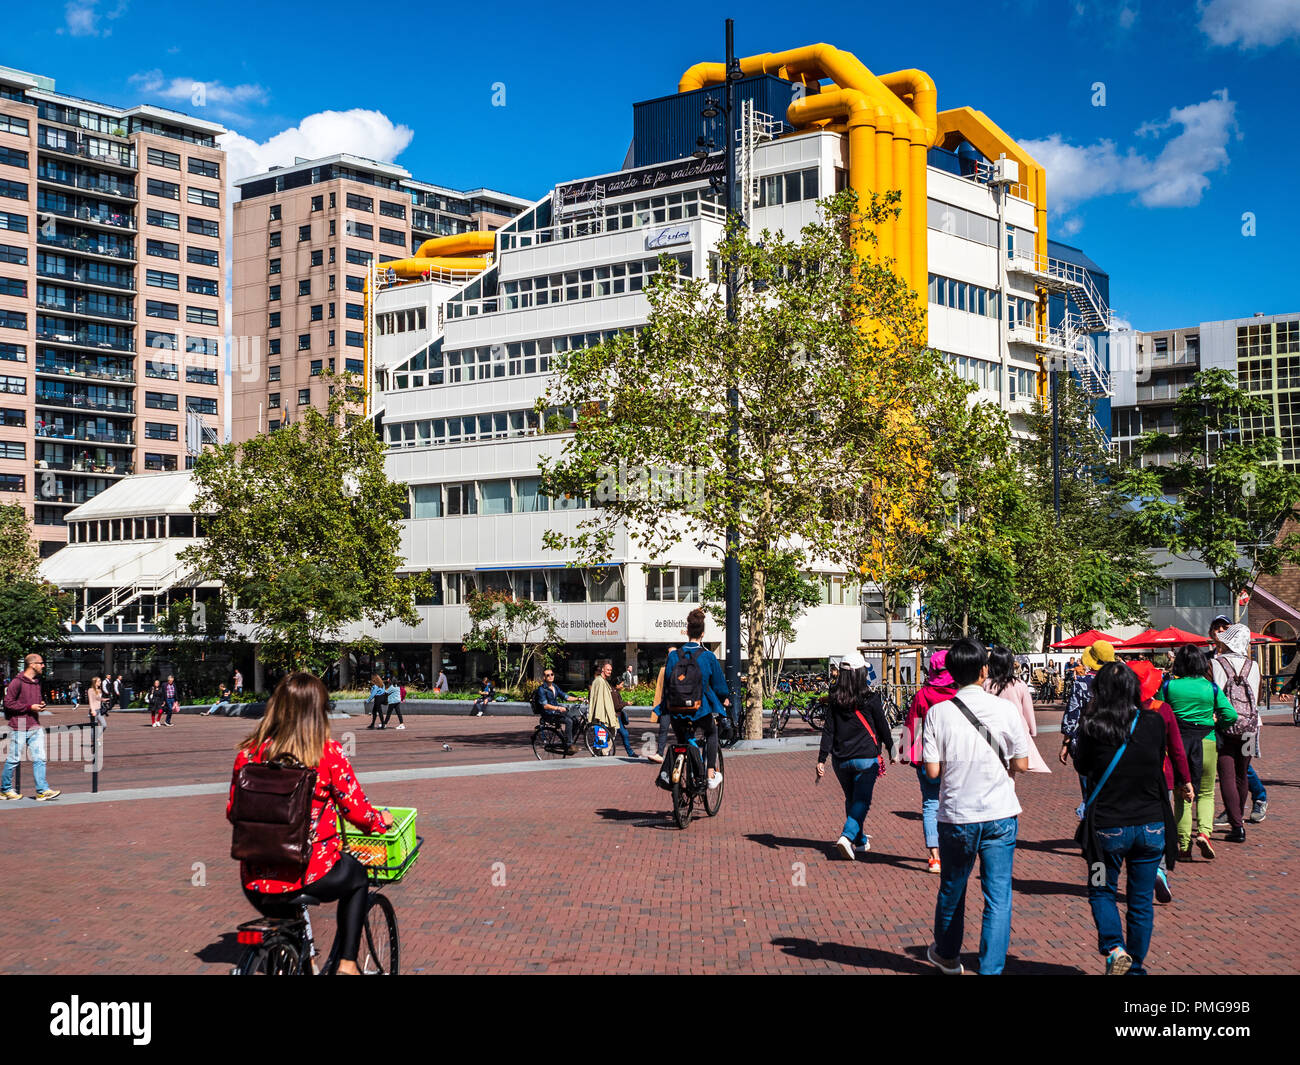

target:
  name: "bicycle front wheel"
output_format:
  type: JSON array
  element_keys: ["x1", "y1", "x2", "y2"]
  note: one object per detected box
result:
[
  {"x1": 359, "y1": 893, "x2": 398, "y2": 975},
  {"x1": 704, "y1": 748, "x2": 724, "y2": 817}
]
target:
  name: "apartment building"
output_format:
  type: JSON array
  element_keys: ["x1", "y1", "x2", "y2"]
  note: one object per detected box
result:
[
  {"x1": 0, "y1": 65, "x2": 224, "y2": 557},
  {"x1": 230, "y1": 156, "x2": 528, "y2": 443}
]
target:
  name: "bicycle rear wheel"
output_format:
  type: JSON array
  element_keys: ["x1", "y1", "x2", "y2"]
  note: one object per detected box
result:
[
  {"x1": 670, "y1": 755, "x2": 693, "y2": 829},
  {"x1": 532, "y1": 725, "x2": 565, "y2": 760},
  {"x1": 704, "y1": 748, "x2": 724, "y2": 816},
  {"x1": 358, "y1": 893, "x2": 398, "y2": 975},
  {"x1": 808, "y1": 702, "x2": 826, "y2": 732},
  {"x1": 234, "y1": 939, "x2": 301, "y2": 976}
]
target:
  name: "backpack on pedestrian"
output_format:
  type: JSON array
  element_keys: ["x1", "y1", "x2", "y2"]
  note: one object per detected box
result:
[
  {"x1": 664, "y1": 648, "x2": 704, "y2": 713},
  {"x1": 1219, "y1": 657, "x2": 1259, "y2": 737}
]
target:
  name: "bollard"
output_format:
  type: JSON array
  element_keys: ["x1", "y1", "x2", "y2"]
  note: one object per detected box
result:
[{"x1": 91, "y1": 719, "x2": 99, "y2": 794}]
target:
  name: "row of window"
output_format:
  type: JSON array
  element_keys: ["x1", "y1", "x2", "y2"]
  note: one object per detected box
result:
[
  {"x1": 67, "y1": 513, "x2": 204, "y2": 544},
  {"x1": 144, "y1": 179, "x2": 220, "y2": 209},
  {"x1": 376, "y1": 307, "x2": 427, "y2": 335},
  {"x1": 1237, "y1": 321, "x2": 1300, "y2": 359},
  {"x1": 146, "y1": 209, "x2": 219, "y2": 238},
  {"x1": 144, "y1": 331, "x2": 219, "y2": 355},
  {"x1": 499, "y1": 188, "x2": 721, "y2": 250},
  {"x1": 927, "y1": 199, "x2": 1000, "y2": 249},
  {"x1": 144, "y1": 239, "x2": 219, "y2": 266},
  {"x1": 145, "y1": 270, "x2": 218, "y2": 295},
  {"x1": 1143, "y1": 579, "x2": 1233, "y2": 610},
  {"x1": 391, "y1": 330, "x2": 623, "y2": 391},
  {"x1": 415, "y1": 567, "x2": 622, "y2": 607},
  {"x1": 144, "y1": 301, "x2": 218, "y2": 324},
  {"x1": 410, "y1": 476, "x2": 588, "y2": 517},
  {"x1": 137, "y1": 393, "x2": 217, "y2": 414},
  {"x1": 144, "y1": 148, "x2": 220, "y2": 177}
]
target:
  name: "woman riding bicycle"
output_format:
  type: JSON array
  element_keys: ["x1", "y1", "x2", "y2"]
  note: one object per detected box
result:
[
  {"x1": 227, "y1": 672, "x2": 393, "y2": 976},
  {"x1": 657, "y1": 608, "x2": 730, "y2": 790}
]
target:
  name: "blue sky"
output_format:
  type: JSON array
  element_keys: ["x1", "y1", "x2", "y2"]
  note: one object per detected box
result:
[{"x1": 5, "y1": 0, "x2": 1299, "y2": 330}]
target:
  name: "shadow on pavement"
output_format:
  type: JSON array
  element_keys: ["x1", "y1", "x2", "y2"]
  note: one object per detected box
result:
[
  {"x1": 595, "y1": 807, "x2": 678, "y2": 830},
  {"x1": 745, "y1": 832, "x2": 836, "y2": 859},
  {"x1": 1012, "y1": 876, "x2": 1089, "y2": 899},
  {"x1": 194, "y1": 933, "x2": 245, "y2": 966},
  {"x1": 772, "y1": 937, "x2": 933, "y2": 973},
  {"x1": 1013, "y1": 836, "x2": 1081, "y2": 855},
  {"x1": 426, "y1": 729, "x2": 535, "y2": 748}
]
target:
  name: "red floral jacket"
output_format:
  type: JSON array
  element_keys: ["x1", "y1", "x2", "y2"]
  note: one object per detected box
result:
[{"x1": 227, "y1": 738, "x2": 388, "y2": 893}]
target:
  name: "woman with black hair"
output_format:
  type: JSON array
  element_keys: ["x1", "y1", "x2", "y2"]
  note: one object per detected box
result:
[
  {"x1": 815, "y1": 651, "x2": 894, "y2": 861},
  {"x1": 1075, "y1": 662, "x2": 1181, "y2": 975},
  {"x1": 1160, "y1": 645, "x2": 1236, "y2": 859},
  {"x1": 984, "y1": 646, "x2": 1050, "y2": 774}
]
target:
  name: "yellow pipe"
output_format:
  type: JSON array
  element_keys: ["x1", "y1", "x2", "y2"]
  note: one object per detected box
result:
[
  {"x1": 412, "y1": 231, "x2": 496, "y2": 260},
  {"x1": 377, "y1": 231, "x2": 497, "y2": 281},
  {"x1": 877, "y1": 69, "x2": 939, "y2": 147},
  {"x1": 873, "y1": 109, "x2": 895, "y2": 263}
]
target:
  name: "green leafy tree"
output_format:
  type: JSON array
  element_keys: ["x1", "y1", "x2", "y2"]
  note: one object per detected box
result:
[
  {"x1": 701, "y1": 555, "x2": 820, "y2": 695},
  {"x1": 1117, "y1": 368, "x2": 1300, "y2": 621},
  {"x1": 0, "y1": 504, "x2": 68, "y2": 670},
  {"x1": 1021, "y1": 375, "x2": 1159, "y2": 647},
  {"x1": 462, "y1": 589, "x2": 564, "y2": 690},
  {"x1": 541, "y1": 191, "x2": 954, "y2": 737},
  {"x1": 146, "y1": 596, "x2": 238, "y2": 696},
  {"x1": 184, "y1": 377, "x2": 427, "y2": 675}
]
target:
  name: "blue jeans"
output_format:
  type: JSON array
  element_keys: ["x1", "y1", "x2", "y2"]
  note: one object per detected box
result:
[
  {"x1": 616, "y1": 718, "x2": 636, "y2": 757},
  {"x1": 2, "y1": 728, "x2": 49, "y2": 794},
  {"x1": 1086, "y1": 820, "x2": 1164, "y2": 975},
  {"x1": 933, "y1": 816, "x2": 1018, "y2": 975},
  {"x1": 1247, "y1": 764, "x2": 1266, "y2": 803},
  {"x1": 915, "y1": 766, "x2": 939, "y2": 850},
  {"x1": 833, "y1": 758, "x2": 879, "y2": 846}
]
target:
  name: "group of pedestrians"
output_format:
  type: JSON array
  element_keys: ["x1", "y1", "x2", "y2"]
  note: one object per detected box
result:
[{"x1": 366, "y1": 674, "x2": 407, "y2": 730}]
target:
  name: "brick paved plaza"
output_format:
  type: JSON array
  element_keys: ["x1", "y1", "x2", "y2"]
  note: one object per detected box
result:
[{"x1": 2, "y1": 708, "x2": 1297, "y2": 975}]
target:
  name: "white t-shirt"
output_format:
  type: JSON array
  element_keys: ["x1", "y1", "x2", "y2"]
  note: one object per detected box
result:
[{"x1": 922, "y1": 684, "x2": 1030, "y2": 824}]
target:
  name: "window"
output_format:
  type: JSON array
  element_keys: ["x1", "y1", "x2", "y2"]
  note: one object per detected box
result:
[
  {"x1": 146, "y1": 300, "x2": 178, "y2": 320},
  {"x1": 147, "y1": 147, "x2": 181, "y2": 169},
  {"x1": 0, "y1": 116, "x2": 29, "y2": 136},
  {"x1": 147, "y1": 178, "x2": 180, "y2": 200},
  {"x1": 0, "y1": 212, "x2": 27, "y2": 233},
  {"x1": 310, "y1": 359, "x2": 322, "y2": 375},
  {"x1": 268, "y1": 419, "x2": 281, "y2": 431},
  {"x1": 0, "y1": 312, "x2": 26, "y2": 331},
  {"x1": 268, "y1": 285, "x2": 281, "y2": 301},
  {"x1": 310, "y1": 304, "x2": 323, "y2": 322},
  {"x1": 187, "y1": 307, "x2": 218, "y2": 325},
  {"x1": 346, "y1": 331, "x2": 364, "y2": 348},
  {"x1": 345, "y1": 303, "x2": 364, "y2": 320},
  {"x1": 146, "y1": 269, "x2": 179, "y2": 289},
  {"x1": 188, "y1": 277, "x2": 218, "y2": 296},
  {"x1": 345, "y1": 248, "x2": 371, "y2": 265},
  {"x1": 268, "y1": 365, "x2": 280, "y2": 382},
  {"x1": 0, "y1": 146, "x2": 27, "y2": 170},
  {"x1": 0, "y1": 441, "x2": 23, "y2": 460},
  {"x1": 329, "y1": 220, "x2": 335, "y2": 236},
  {"x1": 297, "y1": 388, "x2": 310, "y2": 405},
  {"x1": 145, "y1": 329, "x2": 177, "y2": 351},
  {"x1": 311, "y1": 195, "x2": 322, "y2": 212},
  {"x1": 298, "y1": 334, "x2": 311, "y2": 351},
  {"x1": 380, "y1": 200, "x2": 406, "y2": 219},
  {"x1": 187, "y1": 187, "x2": 219, "y2": 208},
  {"x1": 310, "y1": 250, "x2": 322, "y2": 267},
  {"x1": 147, "y1": 208, "x2": 180, "y2": 230},
  {"x1": 268, "y1": 257, "x2": 281, "y2": 275},
  {"x1": 146, "y1": 391, "x2": 178, "y2": 410},
  {"x1": 1, "y1": 406, "x2": 25, "y2": 426},
  {"x1": 268, "y1": 311, "x2": 281, "y2": 329},
  {"x1": 346, "y1": 275, "x2": 365, "y2": 292},
  {"x1": 514, "y1": 477, "x2": 548, "y2": 512},
  {"x1": 186, "y1": 397, "x2": 217, "y2": 415},
  {"x1": 269, "y1": 204, "x2": 282, "y2": 222},
  {"x1": 186, "y1": 336, "x2": 219, "y2": 355},
  {"x1": 329, "y1": 192, "x2": 336, "y2": 208},
  {"x1": 147, "y1": 360, "x2": 179, "y2": 380},
  {"x1": 0, "y1": 474, "x2": 23, "y2": 493},
  {"x1": 0, "y1": 243, "x2": 26, "y2": 266},
  {"x1": 187, "y1": 217, "x2": 219, "y2": 238},
  {"x1": 347, "y1": 221, "x2": 373, "y2": 240},
  {"x1": 269, "y1": 231, "x2": 281, "y2": 247},
  {"x1": 345, "y1": 357, "x2": 363, "y2": 374},
  {"x1": 298, "y1": 224, "x2": 311, "y2": 242},
  {"x1": 144, "y1": 452, "x2": 178, "y2": 472},
  {"x1": 186, "y1": 367, "x2": 217, "y2": 385},
  {"x1": 187, "y1": 246, "x2": 218, "y2": 267},
  {"x1": 379, "y1": 227, "x2": 405, "y2": 247},
  {"x1": 328, "y1": 302, "x2": 335, "y2": 318},
  {"x1": 0, "y1": 278, "x2": 25, "y2": 297},
  {"x1": 346, "y1": 193, "x2": 373, "y2": 212},
  {"x1": 412, "y1": 484, "x2": 442, "y2": 518},
  {"x1": 268, "y1": 339, "x2": 280, "y2": 356},
  {"x1": 0, "y1": 341, "x2": 24, "y2": 361},
  {"x1": 445, "y1": 483, "x2": 477, "y2": 516},
  {"x1": 268, "y1": 392, "x2": 280, "y2": 408},
  {"x1": 298, "y1": 280, "x2": 311, "y2": 296},
  {"x1": 188, "y1": 158, "x2": 220, "y2": 179}
]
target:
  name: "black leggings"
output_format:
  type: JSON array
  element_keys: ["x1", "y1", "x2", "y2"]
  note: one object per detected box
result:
[
  {"x1": 369, "y1": 697, "x2": 387, "y2": 728},
  {"x1": 245, "y1": 854, "x2": 369, "y2": 963},
  {"x1": 385, "y1": 701, "x2": 404, "y2": 726},
  {"x1": 671, "y1": 713, "x2": 719, "y2": 771}
]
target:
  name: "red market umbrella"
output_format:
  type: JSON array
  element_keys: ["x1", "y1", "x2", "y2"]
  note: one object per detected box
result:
[
  {"x1": 1050, "y1": 629, "x2": 1121, "y2": 650},
  {"x1": 1252, "y1": 631, "x2": 1282, "y2": 644},
  {"x1": 1115, "y1": 627, "x2": 1212, "y2": 651}
]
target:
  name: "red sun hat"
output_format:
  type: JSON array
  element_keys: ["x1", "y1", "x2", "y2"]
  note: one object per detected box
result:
[{"x1": 1127, "y1": 659, "x2": 1164, "y2": 704}]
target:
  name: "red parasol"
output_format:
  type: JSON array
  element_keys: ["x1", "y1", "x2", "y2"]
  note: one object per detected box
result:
[
  {"x1": 1115, "y1": 627, "x2": 1212, "y2": 651},
  {"x1": 1050, "y1": 629, "x2": 1121, "y2": 650}
]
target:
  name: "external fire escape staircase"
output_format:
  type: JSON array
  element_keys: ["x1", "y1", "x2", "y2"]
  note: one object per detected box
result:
[{"x1": 73, "y1": 557, "x2": 192, "y2": 631}]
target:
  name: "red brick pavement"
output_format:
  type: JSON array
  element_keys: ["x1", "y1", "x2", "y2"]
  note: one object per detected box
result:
[{"x1": 1, "y1": 717, "x2": 1296, "y2": 975}]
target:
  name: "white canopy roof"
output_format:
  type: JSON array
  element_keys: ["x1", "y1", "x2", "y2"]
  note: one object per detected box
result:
[
  {"x1": 63, "y1": 471, "x2": 207, "y2": 522},
  {"x1": 38, "y1": 539, "x2": 204, "y2": 590}
]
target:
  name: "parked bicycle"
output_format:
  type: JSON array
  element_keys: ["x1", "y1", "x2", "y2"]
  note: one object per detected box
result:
[
  {"x1": 666, "y1": 716, "x2": 725, "y2": 829},
  {"x1": 232, "y1": 837, "x2": 421, "y2": 976},
  {"x1": 768, "y1": 690, "x2": 826, "y2": 738}
]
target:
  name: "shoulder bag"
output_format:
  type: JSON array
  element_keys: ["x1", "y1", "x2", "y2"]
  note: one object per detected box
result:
[
  {"x1": 950, "y1": 695, "x2": 1009, "y2": 773},
  {"x1": 1073, "y1": 711, "x2": 1139, "y2": 865}
]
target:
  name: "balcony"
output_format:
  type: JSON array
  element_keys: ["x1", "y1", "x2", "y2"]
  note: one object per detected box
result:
[
  {"x1": 34, "y1": 355, "x2": 135, "y2": 384},
  {"x1": 36, "y1": 262, "x2": 135, "y2": 292},
  {"x1": 37, "y1": 136, "x2": 136, "y2": 171},
  {"x1": 36, "y1": 457, "x2": 135, "y2": 476},
  {"x1": 37, "y1": 200, "x2": 136, "y2": 232},
  {"x1": 35, "y1": 389, "x2": 135, "y2": 415},
  {"x1": 36, "y1": 294, "x2": 135, "y2": 323},
  {"x1": 1143, "y1": 348, "x2": 1199, "y2": 371},
  {"x1": 35, "y1": 425, "x2": 135, "y2": 445},
  {"x1": 36, "y1": 325, "x2": 134, "y2": 352},
  {"x1": 37, "y1": 167, "x2": 136, "y2": 201},
  {"x1": 1135, "y1": 382, "x2": 1188, "y2": 403},
  {"x1": 38, "y1": 230, "x2": 136, "y2": 262}
]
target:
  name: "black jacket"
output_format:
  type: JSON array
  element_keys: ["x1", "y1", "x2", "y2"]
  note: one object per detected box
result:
[{"x1": 818, "y1": 693, "x2": 894, "y2": 764}]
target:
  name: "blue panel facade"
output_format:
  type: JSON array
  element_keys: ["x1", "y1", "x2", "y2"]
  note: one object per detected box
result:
[
  {"x1": 632, "y1": 75, "x2": 800, "y2": 168},
  {"x1": 1048, "y1": 239, "x2": 1112, "y2": 438}
]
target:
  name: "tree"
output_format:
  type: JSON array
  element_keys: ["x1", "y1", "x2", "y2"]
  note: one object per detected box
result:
[
  {"x1": 540, "y1": 191, "x2": 956, "y2": 737},
  {"x1": 462, "y1": 590, "x2": 563, "y2": 690},
  {"x1": 1020, "y1": 375, "x2": 1159, "y2": 646},
  {"x1": 1117, "y1": 368, "x2": 1300, "y2": 621},
  {"x1": 701, "y1": 556, "x2": 820, "y2": 695},
  {"x1": 0, "y1": 504, "x2": 68, "y2": 670},
  {"x1": 184, "y1": 377, "x2": 427, "y2": 675},
  {"x1": 146, "y1": 595, "x2": 238, "y2": 695}
]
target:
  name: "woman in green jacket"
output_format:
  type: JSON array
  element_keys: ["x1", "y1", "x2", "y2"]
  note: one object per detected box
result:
[{"x1": 1160, "y1": 645, "x2": 1237, "y2": 858}]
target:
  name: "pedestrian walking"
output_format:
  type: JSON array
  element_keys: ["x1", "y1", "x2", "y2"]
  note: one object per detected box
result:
[
  {"x1": 1160, "y1": 645, "x2": 1237, "y2": 859},
  {"x1": 815, "y1": 651, "x2": 893, "y2": 860},
  {"x1": 233, "y1": 669, "x2": 244, "y2": 696},
  {"x1": 646, "y1": 647, "x2": 677, "y2": 765},
  {"x1": 610, "y1": 667, "x2": 638, "y2": 758},
  {"x1": 470, "y1": 674, "x2": 494, "y2": 716},
  {"x1": 148, "y1": 679, "x2": 166, "y2": 727},
  {"x1": 2, "y1": 653, "x2": 60, "y2": 801},
  {"x1": 385, "y1": 677, "x2": 406, "y2": 729},
  {"x1": 87, "y1": 675, "x2": 104, "y2": 730},
  {"x1": 1209, "y1": 623, "x2": 1259, "y2": 844},
  {"x1": 903, "y1": 649, "x2": 956, "y2": 874},
  {"x1": 435, "y1": 669, "x2": 449, "y2": 694},
  {"x1": 366, "y1": 673, "x2": 388, "y2": 730},
  {"x1": 922, "y1": 638, "x2": 1030, "y2": 976},
  {"x1": 1074, "y1": 662, "x2": 1190, "y2": 975},
  {"x1": 589, "y1": 661, "x2": 634, "y2": 757},
  {"x1": 1060, "y1": 640, "x2": 1116, "y2": 794},
  {"x1": 163, "y1": 674, "x2": 180, "y2": 726},
  {"x1": 1209, "y1": 617, "x2": 1268, "y2": 823},
  {"x1": 69, "y1": 680, "x2": 80, "y2": 710},
  {"x1": 985, "y1": 646, "x2": 1051, "y2": 774}
]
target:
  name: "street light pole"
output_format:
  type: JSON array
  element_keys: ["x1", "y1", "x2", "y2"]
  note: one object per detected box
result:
[
  {"x1": 1050, "y1": 361, "x2": 1062, "y2": 645},
  {"x1": 722, "y1": 18, "x2": 742, "y2": 724}
]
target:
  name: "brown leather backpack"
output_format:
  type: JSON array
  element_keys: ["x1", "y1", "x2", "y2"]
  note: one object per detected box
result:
[{"x1": 229, "y1": 755, "x2": 318, "y2": 878}]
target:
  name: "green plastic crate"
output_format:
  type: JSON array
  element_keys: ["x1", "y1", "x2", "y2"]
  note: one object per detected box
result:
[{"x1": 338, "y1": 806, "x2": 418, "y2": 881}]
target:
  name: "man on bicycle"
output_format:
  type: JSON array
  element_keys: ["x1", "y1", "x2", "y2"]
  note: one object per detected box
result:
[
  {"x1": 658, "y1": 608, "x2": 730, "y2": 790},
  {"x1": 533, "y1": 668, "x2": 583, "y2": 755}
]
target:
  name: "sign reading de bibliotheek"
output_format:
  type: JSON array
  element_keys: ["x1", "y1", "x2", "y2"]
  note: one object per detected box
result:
[{"x1": 644, "y1": 224, "x2": 692, "y2": 251}]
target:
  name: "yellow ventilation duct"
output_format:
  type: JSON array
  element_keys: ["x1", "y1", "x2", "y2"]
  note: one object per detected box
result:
[{"x1": 376, "y1": 230, "x2": 497, "y2": 281}]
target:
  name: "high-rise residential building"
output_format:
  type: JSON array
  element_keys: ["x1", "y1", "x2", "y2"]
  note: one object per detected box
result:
[
  {"x1": 0, "y1": 65, "x2": 225, "y2": 557},
  {"x1": 230, "y1": 156, "x2": 528, "y2": 443}
]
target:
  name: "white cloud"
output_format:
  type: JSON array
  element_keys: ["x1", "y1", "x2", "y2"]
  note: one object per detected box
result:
[
  {"x1": 218, "y1": 109, "x2": 414, "y2": 186},
  {"x1": 1118, "y1": 3, "x2": 1138, "y2": 28},
  {"x1": 1199, "y1": 0, "x2": 1300, "y2": 47},
  {"x1": 130, "y1": 70, "x2": 267, "y2": 108},
  {"x1": 1058, "y1": 216, "x2": 1085, "y2": 237},
  {"x1": 1022, "y1": 89, "x2": 1238, "y2": 212},
  {"x1": 59, "y1": 0, "x2": 126, "y2": 37}
]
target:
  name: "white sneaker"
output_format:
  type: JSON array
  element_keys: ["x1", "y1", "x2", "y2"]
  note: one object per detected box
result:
[
  {"x1": 152, "y1": 721, "x2": 160, "y2": 727},
  {"x1": 834, "y1": 835, "x2": 855, "y2": 861},
  {"x1": 395, "y1": 724, "x2": 406, "y2": 730},
  {"x1": 854, "y1": 839, "x2": 871, "y2": 856},
  {"x1": 927, "y1": 943, "x2": 963, "y2": 975},
  {"x1": 706, "y1": 772, "x2": 723, "y2": 790}
]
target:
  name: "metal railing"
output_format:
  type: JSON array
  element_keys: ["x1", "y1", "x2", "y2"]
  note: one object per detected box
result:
[
  {"x1": 36, "y1": 262, "x2": 135, "y2": 290},
  {"x1": 34, "y1": 356, "x2": 135, "y2": 383},
  {"x1": 36, "y1": 295, "x2": 135, "y2": 321},
  {"x1": 37, "y1": 200, "x2": 136, "y2": 230},
  {"x1": 37, "y1": 136, "x2": 136, "y2": 169},
  {"x1": 35, "y1": 325, "x2": 134, "y2": 351},
  {"x1": 35, "y1": 390, "x2": 135, "y2": 414},
  {"x1": 37, "y1": 231, "x2": 135, "y2": 260},
  {"x1": 37, "y1": 167, "x2": 136, "y2": 200},
  {"x1": 35, "y1": 426, "x2": 135, "y2": 444}
]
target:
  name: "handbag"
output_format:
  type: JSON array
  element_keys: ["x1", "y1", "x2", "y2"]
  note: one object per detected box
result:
[
  {"x1": 852, "y1": 703, "x2": 887, "y2": 778},
  {"x1": 230, "y1": 754, "x2": 319, "y2": 878},
  {"x1": 1072, "y1": 712, "x2": 1139, "y2": 864}
]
